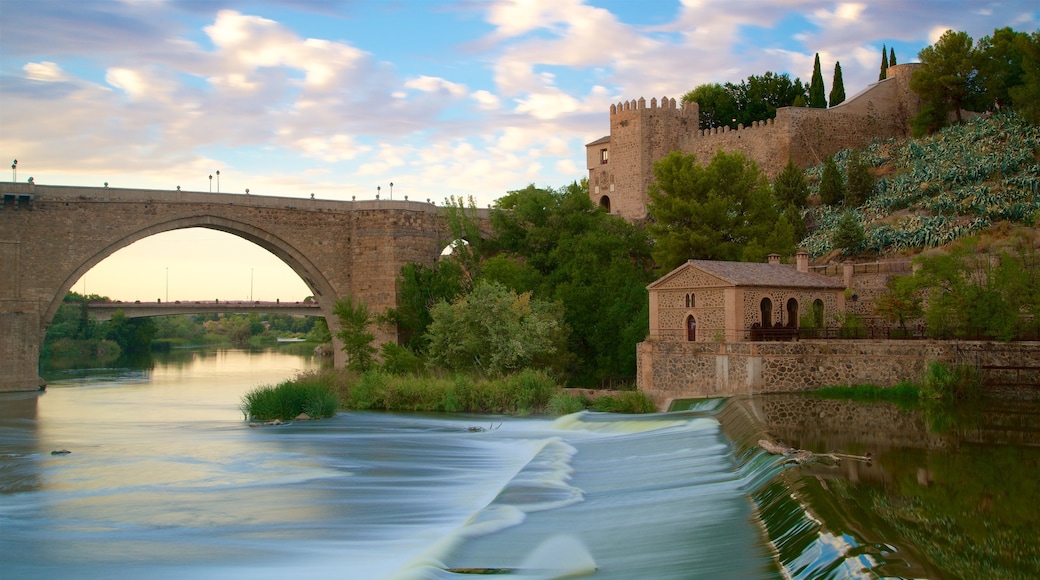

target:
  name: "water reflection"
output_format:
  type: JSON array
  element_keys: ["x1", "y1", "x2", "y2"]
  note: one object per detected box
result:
[{"x1": 724, "y1": 394, "x2": 1040, "y2": 580}]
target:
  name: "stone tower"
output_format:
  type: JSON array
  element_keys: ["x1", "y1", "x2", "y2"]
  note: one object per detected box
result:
[{"x1": 586, "y1": 97, "x2": 698, "y2": 221}]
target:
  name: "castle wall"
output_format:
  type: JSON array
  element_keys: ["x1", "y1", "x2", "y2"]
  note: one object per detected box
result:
[{"x1": 589, "y1": 64, "x2": 923, "y2": 221}]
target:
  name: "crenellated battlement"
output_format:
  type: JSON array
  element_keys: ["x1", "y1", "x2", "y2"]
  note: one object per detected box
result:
[
  {"x1": 609, "y1": 96, "x2": 694, "y2": 117},
  {"x1": 588, "y1": 63, "x2": 923, "y2": 221}
]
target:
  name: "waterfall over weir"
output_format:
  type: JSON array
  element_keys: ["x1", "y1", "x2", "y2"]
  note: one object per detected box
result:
[{"x1": 9, "y1": 350, "x2": 1021, "y2": 579}]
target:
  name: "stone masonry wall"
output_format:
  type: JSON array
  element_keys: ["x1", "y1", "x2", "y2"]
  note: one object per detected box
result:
[
  {"x1": 637, "y1": 339, "x2": 1040, "y2": 409},
  {"x1": 590, "y1": 64, "x2": 922, "y2": 221}
]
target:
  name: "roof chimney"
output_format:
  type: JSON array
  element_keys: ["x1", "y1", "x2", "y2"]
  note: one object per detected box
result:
[
  {"x1": 767, "y1": 253, "x2": 781, "y2": 265},
  {"x1": 796, "y1": 250, "x2": 809, "y2": 273}
]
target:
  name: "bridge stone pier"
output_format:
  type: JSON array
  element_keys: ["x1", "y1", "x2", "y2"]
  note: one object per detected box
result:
[{"x1": 1, "y1": 182, "x2": 486, "y2": 391}]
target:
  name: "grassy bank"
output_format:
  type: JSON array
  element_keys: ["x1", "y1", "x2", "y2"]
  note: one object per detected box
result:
[
  {"x1": 812, "y1": 361, "x2": 981, "y2": 403},
  {"x1": 242, "y1": 367, "x2": 657, "y2": 419}
]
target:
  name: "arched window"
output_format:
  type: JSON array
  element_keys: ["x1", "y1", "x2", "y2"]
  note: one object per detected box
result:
[
  {"x1": 813, "y1": 299, "x2": 825, "y2": 327},
  {"x1": 786, "y1": 298, "x2": 798, "y2": 328},
  {"x1": 689, "y1": 293, "x2": 696, "y2": 308},
  {"x1": 760, "y1": 297, "x2": 773, "y2": 328},
  {"x1": 686, "y1": 315, "x2": 697, "y2": 341},
  {"x1": 599, "y1": 195, "x2": 611, "y2": 212}
]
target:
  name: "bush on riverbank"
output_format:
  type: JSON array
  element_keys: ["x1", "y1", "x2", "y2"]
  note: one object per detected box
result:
[
  {"x1": 276, "y1": 367, "x2": 656, "y2": 416},
  {"x1": 241, "y1": 373, "x2": 339, "y2": 421},
  {"x1": 813, "y1": 360, "x2": 981, "y2": 403},
  {"x1": 343, "y1": 368, "x2": 559, "y2": 414}
]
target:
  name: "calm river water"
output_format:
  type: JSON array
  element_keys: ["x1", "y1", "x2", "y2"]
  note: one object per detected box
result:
[{"x1": 2, "y1": 349, "x2": 1038, "y2": 579}]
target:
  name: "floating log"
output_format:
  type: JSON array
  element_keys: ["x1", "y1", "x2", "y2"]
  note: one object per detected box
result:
[{"x1": 758, "y1": 439, "x2": 871, "y2": 465}]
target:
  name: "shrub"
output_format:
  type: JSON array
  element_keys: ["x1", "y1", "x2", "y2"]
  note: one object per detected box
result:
[
  {"x1": 591, "y1": 390, "x2": 659, "y2": 414},
  {"x1": 241, "y1": 373, "x2": 339, "y2": 420},
  {"x1": 920, "y1": 360, "x2": 981, "y2": 400},
  {"x1": 548, "y1": 392, "x2": 590, "y2": 415}
]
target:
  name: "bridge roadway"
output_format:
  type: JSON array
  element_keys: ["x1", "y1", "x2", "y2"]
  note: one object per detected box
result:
[
  {"x1": 86, "y1": 300, "x2": 321, "y2": 321},
  {"x1": 1, "y1": 181, "x2": 492, "y2": 391}
]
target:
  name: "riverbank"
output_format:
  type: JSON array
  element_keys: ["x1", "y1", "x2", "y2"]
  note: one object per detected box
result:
[{"x1": 241, "y1": 367, "x2": 657, "y2": 420}]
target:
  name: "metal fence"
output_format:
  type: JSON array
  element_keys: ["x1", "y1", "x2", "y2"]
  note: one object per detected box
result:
[{"x1": 739, "y1": 326, "x2": 1040, "y2": 342}]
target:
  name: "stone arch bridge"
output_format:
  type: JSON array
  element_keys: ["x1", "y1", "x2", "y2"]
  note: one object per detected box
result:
[{"x1": 1, "y1": 182, "x2": 490, "y2": 391}]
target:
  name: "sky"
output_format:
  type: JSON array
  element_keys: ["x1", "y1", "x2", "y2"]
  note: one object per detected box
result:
[{"x1": 2, "y1": 0, "x2": 1037, "y2": 303}]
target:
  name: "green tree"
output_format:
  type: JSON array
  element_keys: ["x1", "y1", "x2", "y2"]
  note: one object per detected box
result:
[
  {"x1": 809, "y1": 53, "x2": 827, "y2": 108},
  {"x1": 773, "y1": 159, "x2": 810, "y2": 208},
  {"x1": 647, "y1": 150, "x2": 796, "y2": 271},
  {"x1": 682, "y1": 83, "x2": 739, "y2": 130},
  {"x1": 725, "y1": 72, "x2": 808, "y2": 127},
  {"x1": 975, "y1": 27, "x2": 1032, "y2": 113},
  {"x1": 487, "y1": 181, "x2": 653, "y2": 385},
  {"x1": 1009, "y1": 31, "x2": 1040, "y2": 124},
  {"x1": 873, "y1": 274, "x2": 924, "y2": 334},
  {"x1": 880, "y1": 43, "x2": 889, "y2": 80},
  {"x1": 105, "y1": 311, "x2": 157, "y2": 354},
  {"x1": 890, "y1": 46, "x2": 897, "y2": 66},
  {"x1": 381, "y1": 260, "x2": 465, "y2": 353},
  {"x1": 425, "y1": 280, "x2": 563, "y2": 376},
  {"x1": 910, "y1": 29, "x2": 978, "y2": 128},
  {"x1": 818, "y1": 156, "x2": 844, "y2": 206},
  {"x1": 831, "y1": 211, "x2": 864, "y2": 255},
  {"x1": 333, "y1": 296, "x2": 376, "y2": 372},
  {"x1": 844, "y1": 149, "x2": 875, "y2": 207},
  {"x1": 442, "y1": 194, "x2": 485, "y2": 289},
  {"x1": 829, "y1": 61, "x2": 846, "y2": 106}
]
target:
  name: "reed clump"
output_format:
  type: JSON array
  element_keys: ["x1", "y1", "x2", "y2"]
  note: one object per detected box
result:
[{"x1": 241, "y1": 371, "x2": 340, "y2": 420}]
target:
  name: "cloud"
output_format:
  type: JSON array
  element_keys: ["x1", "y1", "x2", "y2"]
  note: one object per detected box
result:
[
  {"x1": 471, "y1": 89, "x2": 501, "y2": 110},
  {"x1": 404, "y1": 75, "x2": 468, "y2": 97},
  {"x1": 23, "y1": 61, "x2": 69, "y2": 82}
]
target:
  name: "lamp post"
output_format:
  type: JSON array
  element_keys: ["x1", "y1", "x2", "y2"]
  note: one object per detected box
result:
[
  {"x1": 209, "y1": 174, "x2": 212, "y2": 192},
  {"x1": 389, "y1": 181, "x2": 393, "y2": 200},
  {"x1": 11, "y1": 159, "x2": 16, "y2": 182},
  {"x1": 377, "y1": 185, "x2": 380, "y2": 199},
  {"x1": 216, "y1": 170, "x2": 220, "y2": 193}
]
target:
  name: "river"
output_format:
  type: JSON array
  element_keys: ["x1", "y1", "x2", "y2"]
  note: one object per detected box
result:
[{"x1": 1, "y1": 348, "x2": 1037, "y2": 579}]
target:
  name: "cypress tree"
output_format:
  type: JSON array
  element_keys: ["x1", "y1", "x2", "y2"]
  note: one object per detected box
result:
[
  {"x1": 879, "y1": 44, "x2": 889, "y2": 80},
  {"x1": 845, "y1": 150, "x2": 875, "y2": 207},
  {"x1": 832, "y1": 211, "x2": 865, "y2": 255},
  {"x1": 829, "y1": 61, "x2": 846, "y2": 106},
  {"x1": 809, "y1": 53, "x2": 827, "y2": 108},
  {"x1": 819, "y1": 156, "x2": 844, "y2": 206},
  {"x1": 889, "y1": 46, "x2": 897, "y2": 66},
  {"x1": 773, "y1": 159, "x2": 809, "y2": 208}
]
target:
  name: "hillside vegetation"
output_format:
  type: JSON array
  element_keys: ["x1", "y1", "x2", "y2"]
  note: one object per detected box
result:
[{"x1": 801, "y1": 113, "x2": 1040, "y2": 259}]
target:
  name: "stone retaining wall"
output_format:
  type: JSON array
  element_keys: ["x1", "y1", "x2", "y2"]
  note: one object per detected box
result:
[{"x1": 637, "y1": 339, "x2": 1040, "y2": 409}]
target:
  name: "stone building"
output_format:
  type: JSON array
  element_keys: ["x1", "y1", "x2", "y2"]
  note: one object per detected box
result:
[
  {"x1": 647, "y1": 251, "x2": 846, "y2": 344},
  {"x1": 587, "y1": 63, "x2": 922, "y2": 221}
]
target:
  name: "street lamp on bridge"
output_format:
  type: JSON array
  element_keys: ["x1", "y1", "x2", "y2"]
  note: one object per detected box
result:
[
  {"x1": 11, "y1": 159, "x2": 16, "y2": 182},
  {"x1": 216, "y1": 170, "x2": 220, "y2": 193},
  {"x1": 209, "y1": 174, "x2": 212, "y2": 192},
  {"x1": 389, "y1": 181, "x2": 393, "y2": 200}
]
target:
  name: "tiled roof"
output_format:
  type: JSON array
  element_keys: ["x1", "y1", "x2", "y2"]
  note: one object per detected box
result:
[
  {"x1": 650, "y1": 259, "x2": 845, "y2": 289},
  {"x1": 586, "y1": 135, "x2": 610, "y2": 146},
  {"x1": 689, "y1": 260, "x2": 845, "y2": 288}
]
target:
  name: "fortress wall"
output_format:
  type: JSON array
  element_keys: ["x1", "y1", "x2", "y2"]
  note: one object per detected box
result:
[{"x1": 591, "y1": 64, "x2": 922, "y2": 220}]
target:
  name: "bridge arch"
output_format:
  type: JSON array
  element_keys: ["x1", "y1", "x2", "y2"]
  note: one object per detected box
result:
[{"x1": 48, "y1": 215, "x2": 338, "y2": 332}]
